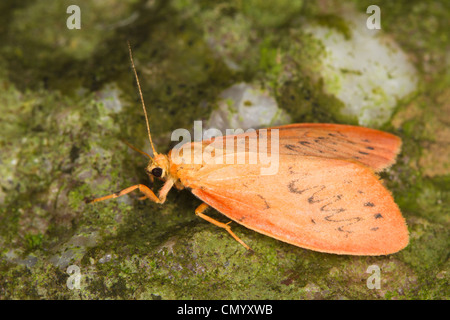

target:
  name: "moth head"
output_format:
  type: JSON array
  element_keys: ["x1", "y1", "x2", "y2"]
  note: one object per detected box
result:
[{"x1": 146, "y1": 153, "x2": 170, "y2": 180}]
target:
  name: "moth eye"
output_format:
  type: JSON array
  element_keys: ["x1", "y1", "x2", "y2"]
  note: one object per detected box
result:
[{"x1": 151, "y1": 167, "x2": 163, "y2": 177}]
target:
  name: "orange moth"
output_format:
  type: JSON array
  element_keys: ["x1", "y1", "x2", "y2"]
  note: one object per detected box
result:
[{"x1": 89, "y1": 43, "x2": 409, "y2": 255}]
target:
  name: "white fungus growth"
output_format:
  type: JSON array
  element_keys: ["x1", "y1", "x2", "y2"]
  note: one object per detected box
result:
[
  {"x1": 304, "y1": 13, "x2": 418, "y2": 127},
  {"x1": 207, "y1": 82, "x2": 291, "y2": 133}
]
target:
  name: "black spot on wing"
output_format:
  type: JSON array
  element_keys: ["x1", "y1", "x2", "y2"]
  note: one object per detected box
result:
[
  {"x1": 328, "y1": 132, "x2": 345, "y2": 138},
  {"x1": 287, "y1": 180, "x2": 365, "y2": 234},
  {"x1": 335, "y1": 217, "x2": 362, "y2": 234},
  {"x1": 257, "y1": 194, "x2": 270, "y2": 210},
  {"x1": 306, "y1": 186, "x2": 327, "y2": 203},
  {"x1": 364, "y1": 202, "x2": 375, "y2": 207},
  {"x1": 288, "y1": 179, "x2": 301, "y2": 194},
  {"x1": 288, "y1": 180, "x2": 321, "y2": 195},
  {"x1": 285, "y1": 144, "x2": 299, "y2": 152},
  {"x1": 298, "y1": 141, "x2": 311, "y2": 146}
]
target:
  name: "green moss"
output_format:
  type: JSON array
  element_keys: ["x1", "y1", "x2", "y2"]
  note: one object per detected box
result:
[
  {"x1": 315, "y1": 14, "x2": 352, "y2": 40},
  {"x1": 240, "y1": 0, "x2": 304, "y2": 28},
  {"x1": 24, "y1": 234, "x2": 44, "y2": 251}
]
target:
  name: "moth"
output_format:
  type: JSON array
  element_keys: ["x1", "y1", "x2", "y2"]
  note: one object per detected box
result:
[{"x1": 89, "y1": 43, "x2": 409, "y2": 255}]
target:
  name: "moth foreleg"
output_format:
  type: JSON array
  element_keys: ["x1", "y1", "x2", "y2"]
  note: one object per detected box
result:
[{"x1": 89, "y1": 183, "x2": 166, "y2": 204}]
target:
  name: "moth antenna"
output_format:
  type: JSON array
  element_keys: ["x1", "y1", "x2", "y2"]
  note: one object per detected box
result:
[
  {"x1": 127, "y1": 41, "x2": 157, "y2": 156},
  {"x1": 121, "y1": 139, "x2": 152, "y2": 160}
]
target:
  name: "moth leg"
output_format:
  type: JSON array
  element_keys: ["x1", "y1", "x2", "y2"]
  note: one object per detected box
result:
[
  {"x1": 138, "y1": 179, "x2": 174, "y2": 202},
  {"x1": 195, "y1": 203, "x2": 252, "y2": 251},
  {"x1": 89, "y1": 180, "x2": 173, "y2": 204},
  {"x1": 174, "y1": 181, "x2": 184, "y2": 190}
]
